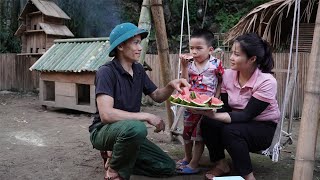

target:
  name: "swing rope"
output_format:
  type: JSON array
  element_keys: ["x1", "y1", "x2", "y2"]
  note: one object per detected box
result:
[
  {"x1": 262, "y1": 0, "x2": 301, "y2": 162},
  {"x1": 178, "y1": 0, "x2": 191, "y2": 79},
  {"x1": 171, "y1": 0, "x2": 191, "y2": 135}
]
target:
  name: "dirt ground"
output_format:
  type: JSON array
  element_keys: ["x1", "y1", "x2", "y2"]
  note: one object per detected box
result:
[{"x1": 1, "y1": 91, "x2": 320, "y2": 180}]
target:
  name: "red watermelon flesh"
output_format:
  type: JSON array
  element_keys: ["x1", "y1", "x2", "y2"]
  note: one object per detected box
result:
[
  {"x1": 190, "y1": 98, "x2": 206, "y2": 107},
  {"x1": 181, "y1": 87, "x2": 190, "y2": 96},
  {"x1": 199, "y1": 94, "x2": 211, "y2": 104},
  {"x1": 211, "y1": 97, "x2": 224, "y2": 106}
]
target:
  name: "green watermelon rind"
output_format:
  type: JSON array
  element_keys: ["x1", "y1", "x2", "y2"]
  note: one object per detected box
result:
[
  {"x1": 210, "y1": 103, "x2": 223, "y2": 107},
  {"x1": 190, "y1": 99, "x2": 206, "y2": 107},
  {"x1": 211, "y1": 98, "x2": 224, "y2": 107},
  {"x1": 190, "y1": 91, "x2": 199, "y2": 99},
  {"x1": 169, "y1": 95, "x2": 176, "y2": 101}
]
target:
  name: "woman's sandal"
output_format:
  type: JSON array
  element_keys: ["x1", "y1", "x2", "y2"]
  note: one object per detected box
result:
[{"x1": 205, "y1": 167, "x2": 230, "y2": 180}]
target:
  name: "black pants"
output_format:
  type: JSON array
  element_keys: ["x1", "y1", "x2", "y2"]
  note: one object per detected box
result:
[{"x1": 201, "y1": 117, "x2": 276, "y2": 176}]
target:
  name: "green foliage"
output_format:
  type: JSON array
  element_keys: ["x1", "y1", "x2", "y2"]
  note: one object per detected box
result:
[
  {"x1": 204, "y1": 0, "x2": 270, "y2": 33},
  {"x1": 214, "y1": 9, "x2": 247, "y2": 33},
  {"x1": 0, "y1": 0, "x2": 21, "y2": 53},
  {"x1": 55, "y1": 0, "x2": 86, "y2": 37},
  {"x1": 0, "y1": 31, "x2": 21, "y2": 53},
  {"x1": 118, "y1": 0, "x2": 142, "y2": 25}
]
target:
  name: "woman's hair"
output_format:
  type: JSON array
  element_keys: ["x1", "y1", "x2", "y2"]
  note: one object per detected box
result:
[{"x1": 235, "y1": 33, "x2": 274, "y2": 73}]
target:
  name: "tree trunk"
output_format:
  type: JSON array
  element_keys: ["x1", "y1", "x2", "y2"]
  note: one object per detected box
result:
[
  {"x1": 292, "y1": 1, "x2": 320, "y2": 179},
  {"x1": 150, "y1": 0, "x2": 174, "y2": 130},
  {"x1": 138, "y1": 0, "x2": 151, "y2": 64}
]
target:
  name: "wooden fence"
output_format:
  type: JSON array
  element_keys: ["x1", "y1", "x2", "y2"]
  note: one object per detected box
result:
[
  {"x1": 145, "y1": 52, "x2": 310, "y2": 117},
  {"x1": 0, "y1": 54, "x2": 39, "y2": 91}
]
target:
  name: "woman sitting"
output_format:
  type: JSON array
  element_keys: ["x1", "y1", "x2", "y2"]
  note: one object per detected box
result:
[{"x1": 192, "y1": 33, "x2": 280, "y2": 180}]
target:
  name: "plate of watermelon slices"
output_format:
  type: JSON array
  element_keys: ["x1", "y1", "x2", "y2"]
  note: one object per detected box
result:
[{"x1": 168, "y1": 88, "x2": 224, "y2": 110}]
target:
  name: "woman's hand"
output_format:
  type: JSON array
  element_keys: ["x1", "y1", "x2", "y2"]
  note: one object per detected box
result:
[
  {"x1": 169, "y1": 78, "x2": 191, "y2": 93},
  {"x1": 188, "y1": 108, "x2": 216, "y2": 117},
  {"x1": 189, "y1": 109, "x2": 231, "y2": 123}
]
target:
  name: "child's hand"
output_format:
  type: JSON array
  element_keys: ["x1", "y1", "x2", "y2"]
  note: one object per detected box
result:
[{"x1": 179, "y1": 54, "x2": 193, "y2": 68}]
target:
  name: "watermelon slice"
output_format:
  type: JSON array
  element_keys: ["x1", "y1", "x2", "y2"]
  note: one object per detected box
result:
[
  {"x1": 181, "y1": 95, "x2": 191, "y2": 105},
  {"x1": 211, "y1": 97, "x2": 224, "y2": 107},
  {"x1": 199, "y1": 94, "x2": 211, "y2": 104},
  {"x1": 174, "y1": 94, "x2": 184, "y2": 103},
  {"x1": 169, "y1": 94, "x2": 179, "y2": 101},
  {"x1": 190, "y1": 98, "x2": 206, "y2": 107},
  {"x1": 181, "y1": 87, "x2": 190, "y2": 96},
  {"x1": 190, "y1": 91, "x2": 199, "y2": 99}
]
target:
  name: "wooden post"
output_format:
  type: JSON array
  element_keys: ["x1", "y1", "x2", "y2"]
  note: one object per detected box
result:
[
  {"x1": 138, "y1": 0, "x2": 152, "y2": 64},
  {"x1": 150, "y1": 0, "x2": 174, "y2": 129},
  {"x1": 293, "y1": 1, "x2": 320, "y2": 179}
]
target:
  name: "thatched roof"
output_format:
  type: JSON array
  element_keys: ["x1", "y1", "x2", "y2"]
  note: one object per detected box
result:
[{"x1": 225, "y1": 0, "x2": 317, "y2": 48}]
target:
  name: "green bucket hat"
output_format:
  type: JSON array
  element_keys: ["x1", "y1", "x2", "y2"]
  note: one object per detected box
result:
[{"x1": 107, "y1": 22, "x2": 148, "y2": 57}]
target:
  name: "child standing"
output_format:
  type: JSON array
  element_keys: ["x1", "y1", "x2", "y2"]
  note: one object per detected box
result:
[{"x1": 177, "y1": 29, "x2": 223, "y2": 174}]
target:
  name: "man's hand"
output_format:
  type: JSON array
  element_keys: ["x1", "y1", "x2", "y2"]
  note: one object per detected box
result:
[
  {"x1": 169, "y1": 78, "x2": 190, "y2": 93},
  {"x1": 144, "y1": 113, "x2": 166, "y2": 133}
]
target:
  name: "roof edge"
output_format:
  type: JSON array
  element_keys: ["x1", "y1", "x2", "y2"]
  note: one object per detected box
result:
[{"x1": 54, "y1": 37, "x2": 109, "y2": 43}]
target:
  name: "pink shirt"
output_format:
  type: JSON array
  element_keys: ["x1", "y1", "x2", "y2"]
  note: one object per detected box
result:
[
  {"x1": 221, "y1": 68, "x2": 280, "y2": 123},
  {"x1": 188, "y1": 55, "x2": 221, "y2": 96}
]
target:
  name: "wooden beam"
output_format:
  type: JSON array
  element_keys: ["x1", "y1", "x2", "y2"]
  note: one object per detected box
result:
[
  {"x1": 293, "y1": 1, "x2": 320, "y2": 179},
  {"x1": 150, "y1": 0, "x2": 174, "y2": 130},
  {"x1": 40, "y1": 72, "x2": 95, "y2": 85},
  {"x1": 27, "y1": 11, "x2": 42, "y2": 16},
  {"x1": 17, "y1": 52, "x2": 44, "y2": 56},
  {"x1": 25, "y1": 30, "x2": 45, "y2": 34},
  {"x1": 54, "y1": 37, "x2": 108, "y2": 43}
]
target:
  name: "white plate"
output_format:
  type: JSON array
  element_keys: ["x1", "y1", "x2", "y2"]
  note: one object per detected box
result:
[{"x1": 170, "y1": 101, "x2": 222, "y2": 110}]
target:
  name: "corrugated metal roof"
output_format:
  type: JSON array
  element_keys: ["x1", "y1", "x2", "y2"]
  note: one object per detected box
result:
[
  {"x1": 30, "y1": 38, "x2": 113, "y2": 72},
  {"x1": 39, "y1": 23, "x2": 74, "y2": 37},
  {"x1": 20, "y1": 0, "x2": 71, "y2": 20}
]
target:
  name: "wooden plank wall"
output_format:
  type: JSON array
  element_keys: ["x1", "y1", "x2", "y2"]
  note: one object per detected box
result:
[
  {"x1": 145, "y1": 52, "x2": 310, "y2": 117},
  {"x1": 0, "y1": 54, "x2": 16, "y2": 90},
  {"x1": 0, "y1": 54, "x2": 39, "y2": 91}
]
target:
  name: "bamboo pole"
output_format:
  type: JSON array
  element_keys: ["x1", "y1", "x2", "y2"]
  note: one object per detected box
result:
[
  {"x1": 138, "y1": 0, "x2": 152, "y2": 64},
  {"x1": 293, "y1": 1, "x2": 320, "y2": 179},
  {"x1": 150, "y1": 0, "x2": 174, "y2": 129}
]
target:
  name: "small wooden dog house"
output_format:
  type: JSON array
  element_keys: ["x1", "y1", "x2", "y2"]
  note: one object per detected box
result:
[
  {"x1": 30, "y1": 38, "x2": 112, "y2": 113},
  {"x1": 15, "y1": 0, "x2": 74, "y2": 56}
]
